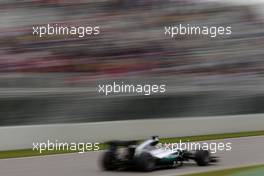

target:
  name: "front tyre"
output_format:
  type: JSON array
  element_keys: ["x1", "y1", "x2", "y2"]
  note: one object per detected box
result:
[{"x1": 195, "y1": 150, "x2": 210, "y2": 166}]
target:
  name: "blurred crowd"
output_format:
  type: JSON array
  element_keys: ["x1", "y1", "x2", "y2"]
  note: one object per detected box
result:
[
  {"x1": 0, "y1": 0, "x2": 264, "y2": 85},
  {"x1": 1, "y1": 0, "x2": 264, "y2": 125}
]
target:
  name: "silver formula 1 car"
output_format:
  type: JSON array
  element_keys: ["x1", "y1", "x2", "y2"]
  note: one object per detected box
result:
[{"x1": 101, "y1": 136, "x2": 218, "y2": 172}]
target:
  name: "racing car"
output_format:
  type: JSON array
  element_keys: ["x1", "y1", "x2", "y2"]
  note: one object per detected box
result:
[{"x1": 101, "y1": 136, "x2": 218, "y2": 172}]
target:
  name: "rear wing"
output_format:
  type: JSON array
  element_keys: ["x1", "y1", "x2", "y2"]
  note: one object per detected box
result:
[
  {"x1": 107, "y1": 140, "x2": 138, "y2": 147},
  {"x1": 106, "y1": 140, "x2": 138, "y2": 151}
]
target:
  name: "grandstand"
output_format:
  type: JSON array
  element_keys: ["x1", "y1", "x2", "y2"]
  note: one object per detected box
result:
[{"x1": 0, "y1": 0, "x2": 264, "y2": 125}]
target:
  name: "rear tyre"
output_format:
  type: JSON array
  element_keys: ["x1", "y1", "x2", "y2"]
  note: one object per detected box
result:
[
  {"x1": 101, "y1": 151, "x2": 118, "y2": 171},
  {"x1": 136, "y1": 153, "x2": 155, "y2": 172},
  {"x1": 195, "y1": 150, "x2": 210, "y2": 166}
]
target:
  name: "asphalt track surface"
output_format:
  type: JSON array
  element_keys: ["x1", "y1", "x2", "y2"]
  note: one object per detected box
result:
[{"x1": 0, "y1": 136, "x2": 264, "y2": 176}]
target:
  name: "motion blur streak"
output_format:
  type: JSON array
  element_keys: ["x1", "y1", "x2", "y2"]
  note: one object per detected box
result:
[
  {"x1": 0, "y1": 136, "x2": 263, "y2": 176},
  {"x1": 0, "y1": 0, "x2": 264, "y2": 125}
]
